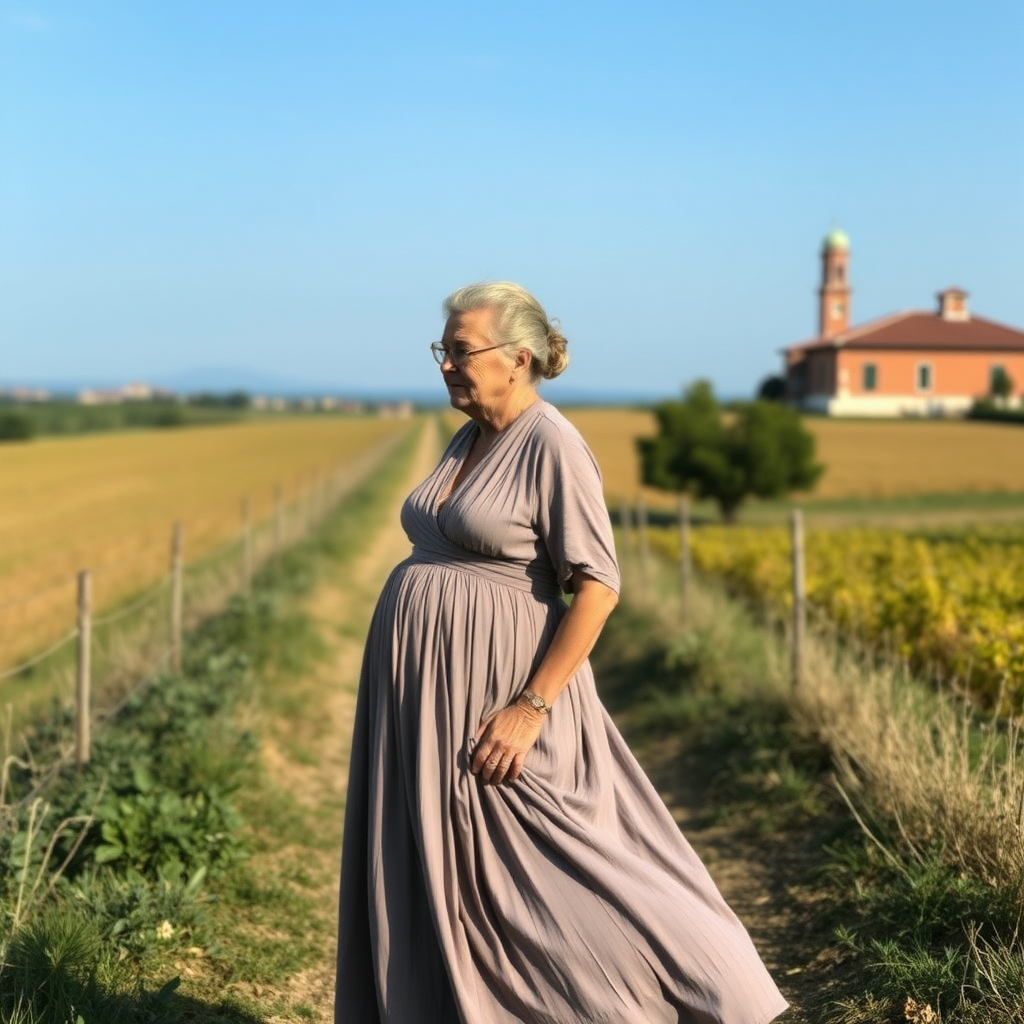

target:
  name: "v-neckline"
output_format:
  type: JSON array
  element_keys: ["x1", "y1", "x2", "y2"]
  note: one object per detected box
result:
[
  {"x1": 435, "y1": 423, "x2": 485, "y2": 516},
  {"x1": 434, "y1": 401, "x2": 545, "y2": 517}
]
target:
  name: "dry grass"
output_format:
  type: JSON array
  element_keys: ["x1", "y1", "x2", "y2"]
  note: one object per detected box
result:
[
  {"x1": 798, "y1": 419, "x2": 1024, "y2": 500},
  {"x1": 664, "y1": 561, "x2": 1024, "y2": 892},
  {"x1": 792, "y1": 629, "x2": 1024, "y2": 891},
  {"x1": 0, "y1": 416, "x2": 413, "y2": 672}
]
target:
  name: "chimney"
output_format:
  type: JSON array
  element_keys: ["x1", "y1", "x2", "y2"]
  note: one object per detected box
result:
[{"x1": 937, "y1": 287, "x2": 969, "y2": 322}]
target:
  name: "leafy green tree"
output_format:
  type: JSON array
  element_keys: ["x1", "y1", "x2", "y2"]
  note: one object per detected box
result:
[
  {"x1": 756, "y1": 374, "x2": 787, "y2": 402},
  {"x1": 991, "y1": 367, "x2": 1014, "y2": 405},
  {"x1": 637, "y1": 380, "x2": 823, "y2": 521}
]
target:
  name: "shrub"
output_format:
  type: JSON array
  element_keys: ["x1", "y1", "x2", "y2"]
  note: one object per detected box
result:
[
  {"x1": 967, "y1": 398, "x2": 1024, "y2": 425},
  {"x1": 0, "y1": 411, "x2": 35, "y2": 441}
]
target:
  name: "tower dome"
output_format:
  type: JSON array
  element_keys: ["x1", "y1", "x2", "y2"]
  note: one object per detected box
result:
[{"x1": 823, "y1": 227, "x2": 850, "y2": 252}]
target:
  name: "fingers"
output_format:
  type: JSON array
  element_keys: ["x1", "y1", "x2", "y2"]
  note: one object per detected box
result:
[
  {"x1": 473, "y1": 740, "x2": 515, "y2": 785},
  {"x1": 503, "y1": 752, "x2": 524, "y2": 786},
  {"x1": 470, "y1": 705, "x2": 540, "y2": 786},
  {"x1": 471, "y1": 736, "x2": 520, "y2": 787},
  {"x1": 483, "y1": 750, "x2": 516, "y2": 785},
  {"x1": 470, "y1": 719, "x2": 495, "y2": 776}
]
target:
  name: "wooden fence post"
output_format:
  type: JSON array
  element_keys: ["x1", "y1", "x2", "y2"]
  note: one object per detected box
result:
[
  {"x1": 678, "y1": 494, "x2": 691, "y2": 623},
  {"x1": 75, "y1": 570, "x2": 92, "y2": 767},
  {"x1": 170, "y1": 522, "x2": 183, "y2": 672},
  {"x1": 636, "y1": 493, "x2": 649, "y2": 593},
  {"x1": 241, "y1": 497, "x2": 253, "y2": 591},
  {"x1": 619, "y1": 499, "x2": 633, "y2": 581},
  {"x1": 791, "y1": 508, "x2": 805, "y2": 690},
  {"x1": 274, "y1": 483, "x2": 284, "y2": 559}
]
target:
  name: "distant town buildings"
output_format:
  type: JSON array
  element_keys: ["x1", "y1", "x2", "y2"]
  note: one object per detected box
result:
[
  {"x1": 78, "y1": 382, "x2": 175, "y2": 404},
  {"x1": 1, "y1": 380, "x2": 418, "y2": 417},
  {"x1": 783, "y1": 230, "x2": 1024, "y2": 416},
  {"x1": 0, "y1": 386, "x2": 52, "y2": 402}
]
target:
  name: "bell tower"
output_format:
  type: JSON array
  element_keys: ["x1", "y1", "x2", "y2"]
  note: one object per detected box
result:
[{"x1": 818, "y1": 228, "x2": 851, "y2": 338}]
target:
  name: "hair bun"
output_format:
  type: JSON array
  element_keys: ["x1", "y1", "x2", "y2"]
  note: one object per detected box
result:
[{"x1": 542, "y1": 326, "x2": 569, "y2": 380}]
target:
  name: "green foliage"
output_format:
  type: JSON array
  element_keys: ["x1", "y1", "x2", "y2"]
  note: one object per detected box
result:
[
  {"x1": 756, "y1": 374, "x2": 787, "y2": 402},
  {"x1": 0, "y1": 400, "x2": 246, "y2": 439},
  {"x1": 967, "y1": 397, "x2": 1024, "y2": 425},
  {"x1": 990, "y1": 367, "x2": 1015, "y2": 402},
  {"x1": 91, "y1": 783, "x2": 244, "y2": 878},
  {"x1": 0, "y1": 904, "x2": 181, "y2": 1024},
  {"x1": 637, "y1": 379, "x2": 823, "y2": 520},
  {"x1": 0, "y1": 411, "x2": 35, "y2": 441},
  {"x1": 67, "y1": 865, "x2": 209, "y2": 961},
  {"x1": 187, "y1": 391, "x2": 251, "y2": 409}
]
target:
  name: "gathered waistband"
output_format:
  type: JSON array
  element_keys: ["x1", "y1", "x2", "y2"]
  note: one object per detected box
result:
[{"x1": 405, "y1": 545, "x2": 562, "y2": 600}]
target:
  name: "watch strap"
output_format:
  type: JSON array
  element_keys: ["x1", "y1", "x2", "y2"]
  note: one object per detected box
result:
[{"x1": 519, "y1": 690, "x2": 551, "y2": 715}]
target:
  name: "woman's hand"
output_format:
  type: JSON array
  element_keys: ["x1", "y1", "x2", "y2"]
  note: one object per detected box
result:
[{"x1": 471, "y1": 700, "x2": 545, "y2": 786}]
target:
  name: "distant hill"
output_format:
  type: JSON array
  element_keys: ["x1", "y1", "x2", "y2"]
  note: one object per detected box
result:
[{"x1": 2, "y1": 366, "x2": 687, "y2": 406}]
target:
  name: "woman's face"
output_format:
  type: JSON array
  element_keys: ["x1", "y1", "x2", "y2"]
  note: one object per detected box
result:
[{"x1": 439, "y1": 307, "x2": 522, "y2": 424}]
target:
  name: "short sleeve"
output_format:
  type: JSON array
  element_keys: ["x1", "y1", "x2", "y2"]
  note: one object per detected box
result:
[{"x1": 534, "y1": 421, "x2": 620, "y2": 596}]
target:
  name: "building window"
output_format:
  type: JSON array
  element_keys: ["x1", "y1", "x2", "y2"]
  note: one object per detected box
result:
[
  {"x1": 916, "y1": 362, "x2": 933, "y2": 392},
  {"x1": 863, "y1": 363, "x2": 877, "y2": 392}
]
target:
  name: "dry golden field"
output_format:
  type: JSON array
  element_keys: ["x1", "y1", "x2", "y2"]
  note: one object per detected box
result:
[
  {"x1": 558, "y1": 408, "x2": 1024, "y2": 505},
  {"x1": 0, "y1": 416, "x2": 413, "y2": 671},
  {"x1": 796, "y1": 418, "x2": 1024, "y2": 499}
]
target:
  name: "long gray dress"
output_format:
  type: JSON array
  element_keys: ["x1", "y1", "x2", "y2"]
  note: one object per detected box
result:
[{"x1": 335, "y1": 401, "x2": 788, "y2": 1024}]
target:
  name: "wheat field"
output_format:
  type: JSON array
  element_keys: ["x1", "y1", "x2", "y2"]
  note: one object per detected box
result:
[{"x1": 0, "y1": 416, "x2": 413, "y2": 671}]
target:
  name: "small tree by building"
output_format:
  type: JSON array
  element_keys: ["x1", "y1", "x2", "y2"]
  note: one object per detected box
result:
[
  {"x1": 991, "y1": 367, "x2": 1015, "y2": 405},
  {"x1": 757, "y1": 374, "x2": 787, "y2": 402},
  {"x1": 637, "y1": 380, "x2": 824, "y2": 521}
]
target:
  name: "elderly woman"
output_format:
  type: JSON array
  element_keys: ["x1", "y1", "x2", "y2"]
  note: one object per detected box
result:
[{"x1": 335, "y1": 283, "x2": 787, "y2": 1024}]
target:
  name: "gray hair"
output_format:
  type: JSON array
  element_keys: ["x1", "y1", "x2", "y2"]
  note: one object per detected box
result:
[{"x1": 442, "y1": 281, "x2": 569, "y2": 381}]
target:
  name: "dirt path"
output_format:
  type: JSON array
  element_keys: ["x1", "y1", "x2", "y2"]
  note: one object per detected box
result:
[
  {"x1": 255, "y1": 418, "x2": 442, "y2": 1022},
  {"x1": 639, "y1": 740, "x2": 842, "y2": 1023}
]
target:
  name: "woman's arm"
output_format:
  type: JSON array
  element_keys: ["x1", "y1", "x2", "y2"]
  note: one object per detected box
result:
[{"x1": 471, "y1": 569, "x2": 619, "y2": 786}]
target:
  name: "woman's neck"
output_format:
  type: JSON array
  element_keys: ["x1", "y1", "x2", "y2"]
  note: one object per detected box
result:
[{"x1": 474, "y1": 387, "x2": 540, "y2": 439}]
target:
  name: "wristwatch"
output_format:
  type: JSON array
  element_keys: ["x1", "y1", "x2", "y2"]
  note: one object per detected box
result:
[{"x1": 519, "y1": 690, "x2": 551, "y2": 715}]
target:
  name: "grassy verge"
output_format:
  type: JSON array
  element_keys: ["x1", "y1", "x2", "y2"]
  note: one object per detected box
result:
[
  {"x1": 596, "y1": 554, "x2": 1024, "y2": 1024},
  {"x1": 0, "y1": 421, "x2": 424, "y2": 1024}
]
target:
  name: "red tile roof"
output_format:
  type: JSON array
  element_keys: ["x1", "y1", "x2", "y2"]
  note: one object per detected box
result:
[{"x1": 785, "y1": 310, "x2": 1024, "y2": 354}]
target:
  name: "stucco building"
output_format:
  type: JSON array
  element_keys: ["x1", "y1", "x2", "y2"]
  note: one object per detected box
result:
[{"x1": 783, "y1": 230, "x2": 1024, "y2": 416}]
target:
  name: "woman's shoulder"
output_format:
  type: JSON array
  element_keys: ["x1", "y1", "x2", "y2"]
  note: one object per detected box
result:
[{"x1": 528, "y1": 402, "x2": 600, "y2": 467}]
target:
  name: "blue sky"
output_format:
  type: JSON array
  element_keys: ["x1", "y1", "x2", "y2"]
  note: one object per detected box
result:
[{"x1": 1, "y1": 0, "x2": 1022, "y2": 400}]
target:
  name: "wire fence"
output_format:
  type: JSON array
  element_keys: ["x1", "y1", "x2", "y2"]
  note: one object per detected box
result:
[
  {"x1": 0, "y1": 424, "x2": 415, "y2": 778},
  {"x1": 619, "y1": 494, "x2": 808, "y2": 690}
]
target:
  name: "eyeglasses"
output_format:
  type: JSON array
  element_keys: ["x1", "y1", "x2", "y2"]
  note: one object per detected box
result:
[{"x1": 430, "y1": 341, "x2": 515, "y2": 367}]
